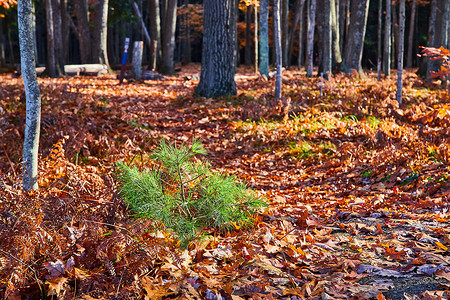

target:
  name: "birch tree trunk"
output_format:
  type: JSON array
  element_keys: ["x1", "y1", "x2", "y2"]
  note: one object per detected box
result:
[
  {"x1": 18, "y1": 0, "x2": 42, "y2": 191},
  {"x1": 160, "y1": 0, "x2": 177, "y2": 74},
  {"x1": 195, "y1": 0, "x2": 236, "y2": 97},
  {"x1": 259, "y1": 0, "x2": 269, "y2": 76},
  {"x1": 92, "y1": 0, "x2": 110, "y2": 69},
  {"x1": 396, "y1": 0, "x2": 405, "y2": 105},
  {"x1": 384, "y1": 0, "x2": 391, "y2": 77},
  {"x1": 274, "y1": 0, "x2": 282, "y2": 98},
  {"x1": 306, "y1": 0, "x2": 316, "y2": 77},
  {"x1": 342, "y1": 0, "x2": 369, "y2": 77},
  {"x1": 406, "y1": 0, "x2": 416, "y2": 68}
]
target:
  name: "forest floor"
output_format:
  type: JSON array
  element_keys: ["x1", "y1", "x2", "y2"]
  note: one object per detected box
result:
[{"x1": 0, "y1": 66, "x2": 450, "y2": 299}]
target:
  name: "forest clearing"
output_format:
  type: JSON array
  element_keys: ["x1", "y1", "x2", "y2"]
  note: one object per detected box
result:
[{"x1": 0, "y1": 66, "x2": 449, "y2": 299}]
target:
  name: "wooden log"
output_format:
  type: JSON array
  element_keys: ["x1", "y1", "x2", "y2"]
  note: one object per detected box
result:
[{"x1": 64, "y1": 64, "x2": 108, "y2": 76}]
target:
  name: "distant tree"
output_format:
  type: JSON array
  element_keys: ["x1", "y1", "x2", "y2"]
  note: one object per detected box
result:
[
  {"x1": 406, "y1": 0, "x2": 416, "y2": 68},
  {"x1": 341, "y1": 0, "x2": 369, "y2": 77},
  {"x1": 297, "y1": 0, "x2": 305, "y2": 68},
  {"x1": 384, "y1": 0, "x2": 391, "y2": 77},
  {"x1": 45, "y1": 0, "x2": 62, "y2": 77},
  {"x1": 195, "y1": 0, "x2": 236, "y2": 97},
  {"x1": 259, "y1": 0, "x2": 269, "y2": 76},
  {"x1": 282, "y1": 0, "x2": 289, "y2": 66},
  {"x1": 18, "y1": 0, "x2": 41, "y2": 191},
  {"x1": 74, "y1": 0, "x2": 91, "y2": 64},
  {"x1": 149, "y1": 0, "x2": 162, "y2": 70},
  {"x1": 396, "y1": 0, "x2": 405, "y2": 105},
  {"x1": 330, "y1": 0, "x2": 341, "y2": 69},
  {"x1": 377, "y1": 0, "x2": 382, "y2": 80},
  {"x1": 287, "y1": 0, "x2": 304, "y2": 67},
  {"x1": 317, "y1": 0, "x2": 331, "y2": 79},
  {"x1": 274, "y1": 0, "x2": 282, "y2": 98},
  {"x1": 306, "y1": 0, "x2": 316, "y2": 77},
  {"x1": 159, "y1": 0, "x2": 177, "y2": 74}
]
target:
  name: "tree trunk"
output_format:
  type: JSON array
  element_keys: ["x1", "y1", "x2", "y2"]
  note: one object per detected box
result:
[
  {"x1": 52, "y1": 0, "x2": 64, "y2": 74},
  {"x1": 306, "y1": 0, "x2": 316, "y2": 77},
  {"x1": 406, "y1": 0, "x2": 416, "y2": 68},
  {"x1": 259, "y1": 0, "x2": 269, "y2": 76},
  {"x1": 377, "y1": 0, "x2": 382, "y2": 80},
  {"x1": 396, "y1": 0, "x2": 405, "y2": 105},
  {"x1": 338, "y1": 0, "x2": 346, "y2": 52},
  {"x1": 159, "y1": 0, "x2": 177, "y2": 74},
  {"x1": 60, "y1": 0, "x2": 70, "y2": 63},
  {"x1": 45, "y1": 0, "x2": 58, "y2": 77},
  {"x1": 282, "y1": 0, "x2": 289, "y2": 66},
  {"x1": 195, "y1": 0, "x2": 236, "y2": 98},
  {"x1": 18, "y1": 0, "x2": 42, "y2": 191},
  {"x1": 0, "y1": 17, "x2": 5, "y2": 65},
  {"x1": 384, "y1": 0, "x2": 391, "y2": 76},
  {"x1": 287, "y1": 0, "x2": 303, "y2": 67},
  {"x1": 92, "y1": 0, "x2": 110, "y2": 69},
  {"x1": 245, "y1": 5, "x2": 252, "y2": 66},
  {"x1": 74, "y1": 0, "x2": 91, "y2": 64},
  {"x1": 391, "y1": 2, "x2": 398, "y2": 65},
  {"x1": 149, "y1": 0, "x2": 162, "y2": 70},
  {"x1": 341, "y1": 0, "x2": 369, "y2": 77},
  {"x1": 330, "y1": 0, "x2": 341, "y2": 68},
  {"x1": 317, "y1": 0, "x2": 331, "y2": 78},
  {"x1": 274, "y1": 0, "x2": 282, "y2": 98},
  {"x1": 254, "y1": 3, "x2": 258, "y2": 73},
  {"x1": 297, "y1": 0, "x2": 305, "y2": 68},
  {"x1": 426, "y1": 0, "x2": 437, "y2": 81}
]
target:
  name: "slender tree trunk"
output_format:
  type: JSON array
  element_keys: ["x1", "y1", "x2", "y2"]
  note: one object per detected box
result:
[
  {"x1": 331, "y1": 0, "x2": 341, "y2": 69},
  {"x1": 74, "y1": 0, "x2": 91, "y2": 64},
  {"x1": 92, "y1": 0, "x2": 110, "y2": 69},
  {"x1": 259, "y1": 0, "x2": 269, "y2": 76},
  {"x1": 183, "y1": 0, "x2": 191, "y2": 64},
  {"x1": 160, "y1": 0, "x2": 177, "y2": 74},
  {"x1": 377, "y1": 0, "x2": 382, "y2": 80},
  {"x1": 406, "y1": 0, "x2": 416, "y2": 68},
  {"x1": 18, "y1": 0, "x2": 42, "y2": 191},
  {"x1": 254, "y1": 3, "x2": 258, "y2": 73},
  {"x1": 426, "y1": 0, "x2": 437, "y2": 81},
  {"x1": 297, "y1": 0, "x2": 305, "y2": 68},
  {"x1": 287, "y1": 0, "x2": 302, "y2": 67},
  {"x1": 0, "y1": 16, "x2": 5, "y2": 65},
  {"x1": 274, "y1": 0, "x2": 282, "y2": 98},
  {"x1": 317, "y1": 0, "x2": 331, "y2": 78},
  {"x1": 391, "y1": 2, "x2": 398, "y2": 65},
  {"x1": 306, "y1": 0, "x2": 316, "y2": 77},
  {"x1": 396, "y1": 0, "x2": 405, "y2": 105},
  {"x1": 245, "y1": 5, "x2": 252, "y2": 65},
  {"x1": 282, "y1": 0, "x2": 289, "y2": 66},
  {"x1": 60, "y1": 0, "x2": 70, "y2": 63},
  {"x1": 338, "y1": 0, "x2": 346, "y2": 52},
  {"x1": 52, "y1": 0, "x2": 64, "y2": 74},
  {"x1": 149, "y1": 0, "x2": 162, "y2": 70},
  {"x1": 195, "y1": 0, "x2": 236, "y2": 97},
  {"x1": 384, "y1": 0, "x2": 391, "y2": 77},
  {"x1": 45, "y1": 0, "x2": 57, "y2": 77},
  {"x1": 341, "y1": 0, "x2": 369, "y2": 77}
]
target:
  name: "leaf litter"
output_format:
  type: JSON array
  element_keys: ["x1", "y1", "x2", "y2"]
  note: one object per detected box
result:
[{"x1": 0, "y1": 66, "x2": 449, "y2": 299}]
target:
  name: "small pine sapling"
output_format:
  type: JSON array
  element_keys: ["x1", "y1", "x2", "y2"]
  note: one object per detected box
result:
[{"x1": 117, "y1": 139, "x2": 266, "y2": 247}]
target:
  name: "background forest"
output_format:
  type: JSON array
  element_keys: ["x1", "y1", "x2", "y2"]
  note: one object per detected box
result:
[{"x1": 0, "y1": 0, "x2": 443, "y2": 77}]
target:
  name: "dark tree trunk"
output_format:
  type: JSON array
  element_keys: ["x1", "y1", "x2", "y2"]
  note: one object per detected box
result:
[
  {"x1": 92, "y1": 0, "x2": 110, "y2": 69},
  {"x1": 342, "y1": 0, "x2": 369, "y2": 77},
  {"x1": 396, "y1": 0, "x2": 405, "y2": 105},
  {"x1": 259, "y1": 0, "x2": 269, "y2": 76},
  {"x1": 45, "y1": 0, "x2": 58, "y2": 77},
  {"x1": 331, "y1": 0, "x2": 341, "y2": 68},
  {"x1": 245, "y1": 5, "x2": 252, "y2": 66},
  {"x1": 287, "y1": 0, "x2": 303, "y2": 67},
  {"x1": 52, "y1": 0, "x2": 64, "y2": 74},
  {"x1": 317, "y1": 0, "x2": 331, "y2": 78},
  {"x1": 406, "y1": 0, "x2": 416, "y2": 68},
  {"x1": 377, "y1": 0, "x2": 382, "y2": 80},
  {"x1": 306, "y1": 0, "x2": 316, "y2": 77},
  {"x1": 195, "y1": 0, "x2": 236, "y2": 98},
  {"x1": 18, "y1": 0, "x2": 42, "y2": 191},
  {"x1": 74, "y1": 0, "x2": 91, "y2": 64},
  {"x1": 0, "y1": 17, "x2": 5, "y2": 65},
  {"x1": 159, "y1": 0, "x2": 177, "y2": 74},
  {"x1": 282, "y1": 0, "x2": 289, "y2": 66},
  {"x1": 274, "y1": 0, "x2": 282, "y2": 98},
  {"x1": 384, "y1": 0, "x2": 391, "y2": 76},
  {"x1": 297, "y1": 0, "x2": 305, "y2": 68}
]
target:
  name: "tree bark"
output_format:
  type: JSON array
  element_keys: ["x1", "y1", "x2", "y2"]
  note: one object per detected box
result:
[
  {"x1": 338, "y1": 0, "x2": 346, "y2": 52},
  {"x1": 377, "y1": 0, "x2": 382, "y2": 80},
  {"x1": 92, "y1": 0, "x2": 110, "y2": 69},
  {"x1": 259, "y1": 0, "x2": 269, "y2": 76},
  {"x1": 74, "y1": 0, "x2": 91, "y2": 64},
  {"x1": 282, "y1": 0, "x2": 289, "y2": 66},
  {"x1": 18, "y1": 0, "x2": 42, "y2": 191},
  {"x1": 0, "y1": 17, "x2": 5, "y2": 65},
  {"x1": 45, "y1": 0, "x2": 58, "y2": 77},
  {"x1": 306, "y1": 0, "x2": 316, "y2": 77},
  {"x1": 149, "y1": 0, "x2": 161, "y2": 70},
  {"x1": 341, "y1": 0, "x2": 369, "y2": 77},
  {"x1": 396, "y1": 0, "x2": 405, "y2": 105},
  {"x1": 245, "y1": 5, "x2": 252, "y2": 66},
  {"x1": 159, "y1": 0, "x2": 177, "y2": 74},
  {"x1": 384, "y1": 0, "x2": 391, "y2": 76},
  {"x1": 287, "y1": 0, "x2": 303, "y2": 67},
  {"x1": 330, "y1": 0, "x2": 341, "y2": 68},
  {"x1": 254, "y1": 3, "x2": 258, "y2": 73},
  {"x1": 52, "y1": 0, "x2": 64, "y2": 74},
  {"x1": 274, "y1": 0, "x2": 282, "y2": 98},
  {"x1": 297, "y1": 0, "x2": 305, "y2": 68},
  {"x1": 406, "y1": 0, "x2": 416, "y2": 68},
  {"x1": 317, "y1": 0, "x2": 331, "y2": 78},
  {"x1": 195, "y1": 0, "x2": 236, "y2": 98}
]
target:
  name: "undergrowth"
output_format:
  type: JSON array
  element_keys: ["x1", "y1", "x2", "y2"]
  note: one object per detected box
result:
[{"x1": 117, "y1": 139, "x2": 267, "y2": 247}]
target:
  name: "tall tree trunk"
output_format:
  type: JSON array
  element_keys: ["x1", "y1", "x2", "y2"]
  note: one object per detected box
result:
[
  {"x1": 195, "y1": 0, "x2": 236, "y2": 98},
  {"x1": 391, "y1": 2, "x2": 398, "y2": 65},
  {"x1": 149, "y1": 0, "x2": 162, "y2": 70},
  {"x1": 0, "y1": 16, "x2": 5, "y2": 65},
  {"x1": 306, "y1": 0, "x2": 316, "y2": 77},
  {"x1": 45, "y1": 0, "x2": 58, "y2": 77},
  {"x1": 182, "y1": 0, "x2": 191, "y2": 64},
  {"x1": 52, "y1": 0, "x2": 64, "y2": 74},
  {"x1": 317, "y1": 0, "x2": 331, "y2": 78},
  {"x1": 92, "y1": 0, "x2": 110, "y2": 69},
  {"x1": 287, "y1": 0, "x2": 303, "y2": 67},
  {"x1": 274, "y1": 0, "x2": 282, "y2": 98},
  {"x1": 160, "y1": 0, "x2": 177, "y2": 74},
  {"x1": 426, "y1": 0, "x2": 437, "y2": 81},
  {"x1": 18, "y1": 0, "x2": 42, "y2": 191},
  {"x1": 406, "y1": 0, "x2": 416, "y2": 68},
  {"x1": 330, "y1": 0, "x2": 341, "y2": 68},
  {"x1": 74, "y1": 0, "x2": 91, "y2": 64},
  {"x1": 254, "y1": 3, "x2": 258, "y2": 73},
  {"x1": 338, "y1": 0, "x2": 346, "y2": 52},
  {"x1": 384, "y1": 0, "x2": 391, "y2": 77},
  {"x1": 377, "y1": 0, "x2": 382, "y2": 80},
  {"x1": 282, "y1": 0, "x2": 289, "y2": 66},
  {"x1": 259, "y1": 0, "x2": 269, "y2": 76},
  {"x1": 341, "y1": 0, "x2": 369, "y2": 77},
  {"x1": 297, "y1": 0, "x2": 305, "y2": 68},
  {"x1": 245, "y1": 5, "x2": 252, "y2": 66},
  {"x1": 396, "y1": 0, "x2": 405, "y2": 105},
  {"x1": 60, "y1": 0, "x2": 70, "y2": 63}
]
